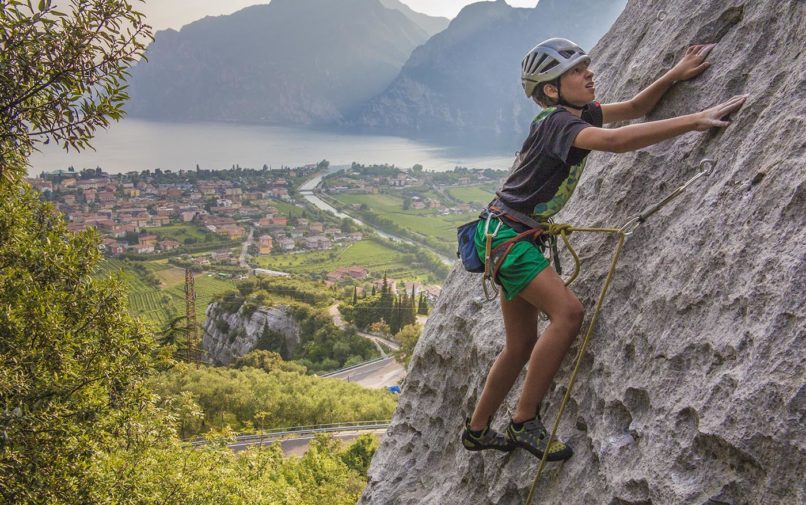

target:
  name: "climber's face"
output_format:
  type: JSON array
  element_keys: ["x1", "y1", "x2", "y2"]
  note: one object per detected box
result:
[{"x1": 558, "y1": 61, "x2": 596, "y2": 105}]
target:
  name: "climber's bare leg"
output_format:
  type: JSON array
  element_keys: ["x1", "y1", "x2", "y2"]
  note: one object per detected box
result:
[
  {"x1": 469, "y1": 292, "x2": 538, "y2": 431},
  {"x1": 511, "y1": 267, "x2": 584, "y2": 423}
]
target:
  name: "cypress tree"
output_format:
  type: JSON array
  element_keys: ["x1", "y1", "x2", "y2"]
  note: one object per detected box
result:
[
  {"x1": 380, "y1": 273, "x2": 393, "y2": 324},
  {"x1": 389, "y1": 297, "x2": 401, "y2": 334},
  {"x1": 418, "y1": 293, "x2": 429, "y2": 315}
]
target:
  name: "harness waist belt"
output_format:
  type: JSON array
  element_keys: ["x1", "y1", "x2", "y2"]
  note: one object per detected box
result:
[{"x1": 487, "y1": 199, "x2": 546, "y2": 231}]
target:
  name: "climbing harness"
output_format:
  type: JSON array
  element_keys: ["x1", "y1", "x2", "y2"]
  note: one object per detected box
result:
[
  {"x1": 523, "y1": 158, "x2": 716, "y2": 505},
  {"x1": 480, "y1": 201, "x2": 566, "y2": 302}
]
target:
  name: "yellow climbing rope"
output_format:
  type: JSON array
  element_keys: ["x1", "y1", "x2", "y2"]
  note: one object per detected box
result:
[
  {"x1": 524, "y1": 224, "x2": 624, "y2": 505},
  {"x1": 523, "y1": 159, "x2": 716, "y2": 505}
]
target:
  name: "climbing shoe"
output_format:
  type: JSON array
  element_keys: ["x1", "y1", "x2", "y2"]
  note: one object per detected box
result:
[
  {"x1": 506, "y1": 416, "x2": 573, "y2": 461},
  {"x1": 461, "y1": 418, "x2": 515, "y2": 452}
]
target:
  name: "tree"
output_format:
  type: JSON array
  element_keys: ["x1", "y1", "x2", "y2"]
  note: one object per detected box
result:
[
  {"x1": 0, "y1": 182, "x2": 157, "y2": 502},
  {"x1": 340, "y1": 434, "x2": 380, "y2": 476},
  {"x1": 0, "y1": 2, "x2": 158, "y2": 500},
  {"x1": 369, "y1": 319, "x2": 390, "y2": 335},
  {"x1": 340, "y1": 218, "x2": 355, "y2": 234},
  {"x1": 389, "y1": 296, "x2": 401, "y2": 334},
  {"x1": 158, "y1": 314, "x2": 191, "y2": 360},
  {"x1": 393, "y1": 324, "x2": 422, "y2": 367},
  {"x1": 0, "y1": 0, "x2": 152, "y2": 182},
  {"x1": 418, "y1": 292, "x2": 429, "y2": 315},
  {"x1": 234, "y1": 349, "x2": 306, "y2": 375}
]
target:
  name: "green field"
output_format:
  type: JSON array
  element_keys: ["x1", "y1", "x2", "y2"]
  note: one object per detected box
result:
[
  {"x1": 330, "y1": 193, "x2": 478, "y2": 255},
  {"x1": 95, "y1": 259, "x2": 236, "y2": 328},
  {"x1": 253, "y1": 199, "x2": 306, "y2": 218},
  {"x1": 165, "y1": 273, "x2": 238, "y2": 325},
  {"x1": 144, "y1": 223, "x2": 226, "y2": 245},
  {"x1": 253, "y1": 238, "x2": 428, "y2": 282},
  {"x1": 446, "y1": 185, "x2": 497, "y2": 205}
]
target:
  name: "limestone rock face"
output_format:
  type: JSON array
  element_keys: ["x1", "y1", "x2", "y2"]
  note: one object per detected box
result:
[
  {"x1": 360, "y1": 1, "x2": 805, "y2": 504},
  {"x1": 202, "y1": 303, "x2": 300, "y2": 366}
]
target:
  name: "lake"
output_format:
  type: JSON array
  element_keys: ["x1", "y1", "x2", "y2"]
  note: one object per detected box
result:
[{"x1": 28, "y1": 118, "x2": 516, "y2": 175}]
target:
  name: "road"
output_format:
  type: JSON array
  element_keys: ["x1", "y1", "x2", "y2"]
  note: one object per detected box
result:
[
  {"x1": 279, "y1": 429, "x2": 388, "y2": 456},
  {"x1": 326, "y1": 357, "x2": 405, "y2": 389},
  {"x1": 328, "y1": 303, "x2": 401, "y2": 358},
  {"x1": 229, "y1": 428, "x2": 389, "y2": 456},
  {"x1": 239, "y1": 227, "x2": 254, "y2": 269}
]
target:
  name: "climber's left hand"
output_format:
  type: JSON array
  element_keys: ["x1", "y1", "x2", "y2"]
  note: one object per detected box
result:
[{"x1": 667, "y1": 44, "x2": 716, "y2": 82}]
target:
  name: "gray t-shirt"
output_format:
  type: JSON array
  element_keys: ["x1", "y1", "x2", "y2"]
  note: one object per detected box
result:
[{"x1": 495, "y1": 102, "x2": 603, "y2": 220}]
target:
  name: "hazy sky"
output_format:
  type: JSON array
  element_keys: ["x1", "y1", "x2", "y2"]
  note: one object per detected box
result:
[{"x1": 141, "y1": 1, "x2": 538, "y2": 31}]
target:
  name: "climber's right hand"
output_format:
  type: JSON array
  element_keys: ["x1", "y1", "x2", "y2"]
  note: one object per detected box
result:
[{"x1": 694, "y1": 95, "x2": 748, "y2": 131}]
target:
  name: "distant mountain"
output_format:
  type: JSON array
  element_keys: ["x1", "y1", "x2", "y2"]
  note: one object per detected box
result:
[
  {"x1": 378, "y1": 0, "x2": 449, "y2": 35},
  {"x1": 126, "y1": 0, "x2": 447, "y2": 125},
  {"x1": 346, "y1": 0, "x2": 627, "y2": 147}
]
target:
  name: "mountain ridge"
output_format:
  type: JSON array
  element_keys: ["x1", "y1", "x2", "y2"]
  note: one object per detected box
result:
[
  {"x1": 344, "y1": 0, "x2": 627, "y2": 146},
  {"x1": 125, "y1": 0, "x2": 444, "y2": 125}
]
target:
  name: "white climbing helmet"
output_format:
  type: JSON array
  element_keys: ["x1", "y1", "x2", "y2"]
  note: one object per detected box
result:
[{"x1": 521, "y1": 38, "x2": 591, "y2": 98}]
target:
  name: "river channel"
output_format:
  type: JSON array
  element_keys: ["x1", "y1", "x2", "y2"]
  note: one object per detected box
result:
[{"x1": 298, "y1": 172, "x2": 454, "y2": 265}]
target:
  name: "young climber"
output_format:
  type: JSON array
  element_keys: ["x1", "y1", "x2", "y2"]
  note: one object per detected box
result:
[{"x1": 461, "y1": 38, "x2": 747, "y2": 459}]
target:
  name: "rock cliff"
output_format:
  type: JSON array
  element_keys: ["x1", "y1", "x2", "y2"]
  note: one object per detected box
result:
[
  {"x1": 360, "y1": 1, "x2": 805, "y2": 504},
  {"x1": 202, "y1": 302, "x2": 300, "y2": 366}
]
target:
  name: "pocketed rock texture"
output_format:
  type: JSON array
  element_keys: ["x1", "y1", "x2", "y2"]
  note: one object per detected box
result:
[
  {"x1": 201, "y1": 303, "x2": 300, "y2": 366},
  {"x1": 360, "y1": 1, "x2": 805, "y2": 504}
]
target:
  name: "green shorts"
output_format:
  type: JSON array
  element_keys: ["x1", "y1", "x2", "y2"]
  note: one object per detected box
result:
[{"x1": 474, "y1": 217, "x2": 550, "y2": 300}]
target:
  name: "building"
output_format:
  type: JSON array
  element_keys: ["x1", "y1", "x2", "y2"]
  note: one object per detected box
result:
[
  {"x1": 158, "y1": 239, "x2": 181, "y2": 251},
  {"x1": 102, "y1": 239, "x2": 127, "y2": 256},
  {"x1": 346, "y1": 266, "x2": 368, "y2": 279},
  {"x1": 303, "y1": 235, "x2": 331, "y2": 250},
  {"x1": 211, "y1": 250, "x2": 232, "y2": 262},
  {"x1": 216, "y1": 224, "x2": 245, "y2": 240},
  {"x1": 258, "y1": 235, "x2": 273, "y2": 255},
  {"x1": 278, "y1": 238, "x2": 295, "y2": 251},
  {"x1": 138, "y1": 234, "x2": 158, "y2": 248}
]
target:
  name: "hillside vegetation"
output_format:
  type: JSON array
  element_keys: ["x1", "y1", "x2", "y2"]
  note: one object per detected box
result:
[
  {"x1": 0, "y1": 3, "x2": 393, "y2": 502},
  {"x1": 152, "y1": 360, "x2": 396, "y2": 438}
]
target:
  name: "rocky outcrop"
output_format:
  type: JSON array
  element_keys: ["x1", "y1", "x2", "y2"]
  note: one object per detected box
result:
[
  {"x1": 202, "y1": 302, "x2": 300, "y2": 366},
  {"x1": 360, "y1": 1, "x2": 805, "y2": 504}
]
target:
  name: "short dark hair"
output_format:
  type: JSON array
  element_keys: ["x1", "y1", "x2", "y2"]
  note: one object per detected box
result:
[{"x1": 533, "y1": 78, "x2": 560, "y2": 108}]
